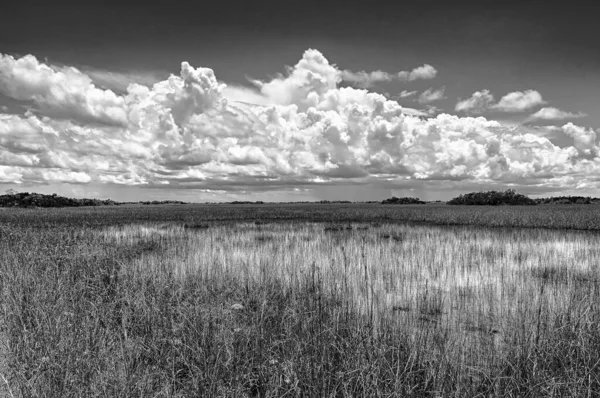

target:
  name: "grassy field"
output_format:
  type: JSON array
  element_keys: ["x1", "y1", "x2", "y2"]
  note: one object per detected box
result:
[
  {"x1": 2, "y1": 204, "x2": 600, "y2": 396},
  {"x1": 4, "y1": 202, "x2": 600, "y2": 229}
]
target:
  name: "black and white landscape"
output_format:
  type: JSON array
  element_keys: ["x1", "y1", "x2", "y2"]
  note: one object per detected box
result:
[{"x1": 1, "y1": 2, "x2": 599, "y2": 397}]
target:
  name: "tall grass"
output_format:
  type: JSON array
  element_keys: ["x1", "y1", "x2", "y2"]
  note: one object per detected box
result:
[{"x1": 2, "y1": 207, "x2": 600, "y2": 396}]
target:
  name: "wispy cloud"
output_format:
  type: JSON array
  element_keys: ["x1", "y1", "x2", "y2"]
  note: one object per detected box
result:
[
  {"x1": 341, "y1": 64, "x2": 437, "y2": 88},
  {"x1": 398, "y1": 90, "x2": 417, "y2": 98},
  {"x1": 418, "y1": 87, "x2": 446, "y2": 104},
  {"x1": 528, "y1": 106, "x2": 586, "y2": 121},
  {"x1": 340, "y1": 70, "x2": 393, "y2": 88},
  {"x1": 401, "y1": 107, "x2": 429, "y2": 117},
  {"x1": 83, "y1": 68, "x2": 165, "y2": 92},
  {"x1": 455, "y1": 89, "x2": 546, "y2": 114}
]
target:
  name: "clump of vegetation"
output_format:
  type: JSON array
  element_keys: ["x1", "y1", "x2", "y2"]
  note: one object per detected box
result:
[
  {"x1": 381, "y1": 196, "x2": 426, "y2": 204},
  {"x1": 0, "y1": 191, "x2": 119, "y2": 208},
  {"x1": 139, "y1": 200, "x2": 188, "y2": 205},
  {"x1": 535, "y1": 196, "x2": 599, "y2": 205},
  {"x1": 182, "y1": 222, "x2": 210, "y2": 230},
  {"x1": 447, "y1": 189, "x2": 536, "y2": 205}
]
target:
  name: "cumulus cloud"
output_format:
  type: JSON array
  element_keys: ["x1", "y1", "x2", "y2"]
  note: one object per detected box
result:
[
  {"x1": 341, "y1": 63, "x2": 437, "y2": 88},
  {"x1": 494, "y1": 90, "x2": 546, "y2": 112},
  {"x1": 528, "y1": 106, "x2": 586, "y2": 121},
  {"x1": 455, "y1": 90, "x2": 495, "y2": 114},
  {"x1": 400, "y1": 64, "x2": 438, "y2": 81},
  {"x1": 0, "y1": 53, "x2": 128, "y2": 125},
  {"x1": 455, "y1": 89, "x2": 546, "y2": 114},
  {"x1": 418, "y1": 87, "x2": 446, "y2": 104},
  {"x1": 562, "y1": 123, "x2": 597, "y2": 156},
  {"x1": 0, "y1": 50, "x2": 598, "y2": 193},
  {"x1": 250, "y1": 49, "x2": 339, "y2": 109}
]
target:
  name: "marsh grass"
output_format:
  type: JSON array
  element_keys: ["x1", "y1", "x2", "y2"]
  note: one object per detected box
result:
[{"x1": 2, "y1": 208, "x2": 600, "y2": 396}]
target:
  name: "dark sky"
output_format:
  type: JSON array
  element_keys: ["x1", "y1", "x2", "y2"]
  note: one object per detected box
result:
[
  {"x1": 2, "y1": 2, "x2": 598, "y2": 109},
  {"x1": 2, "y1": 2, "x2": 598, "y2": 74}
]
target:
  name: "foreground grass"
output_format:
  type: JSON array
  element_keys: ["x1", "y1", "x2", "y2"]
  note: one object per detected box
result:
[{"x1": 2, "y1": 206, "x2": 600, "y2": 396}]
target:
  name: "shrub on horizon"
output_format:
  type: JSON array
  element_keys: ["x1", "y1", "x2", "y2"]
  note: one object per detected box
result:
[
  {"x1": 381, "y1": 196, "x2": 426, "y2": 205},
  {"x1": 447, "y1": 189, "x2": 536, "y2": 206},
  {"x1": 0, "y1": 192, "x2": 120, "y2": 208}
]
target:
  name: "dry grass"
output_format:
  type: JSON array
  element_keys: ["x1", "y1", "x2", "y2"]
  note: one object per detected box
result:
[{"x1": 1, "y1": 206, "x2": 600, "y2": 396}]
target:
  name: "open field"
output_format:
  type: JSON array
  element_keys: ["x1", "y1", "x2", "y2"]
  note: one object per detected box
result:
[
  {"x1": 2, "y1": 204, "x2": 600, "y2": 396},
  {"x1": 3, "y1": 202, "x2": 600, "y2": 230}
]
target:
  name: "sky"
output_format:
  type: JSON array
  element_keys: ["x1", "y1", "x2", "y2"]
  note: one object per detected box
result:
[{"x1": 0, "y1": 2, "x2": 598, "y2": 202}]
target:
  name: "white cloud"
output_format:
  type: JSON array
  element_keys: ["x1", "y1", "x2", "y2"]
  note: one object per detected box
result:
[
  {"x1": 455, "y1": 90, "x2": 495, "y2": 113},
  {"x1": 401, "y1": 64, "x2": 438, "y2": 81},
  {"x1": 494, "y1": 90, "x2": 546, "y2": 112},
  {"x1": 0, "y1": 50, "x2": 598, "y2": 193},
  {"x1": 41, "y1": 170, "x2": 92, "y2": 184},
  {"x1": 418, "y1": 87, "x2": 446, "y2": 104},
  {"x1": 222, "y1": 84, "x2": 272, "y2": 106},
  {"x1": 83, "y1": 68, "x2": 164, "y2": 92},
  {"x1": 562, "y1": 122, "x2": 597, "y2": 156},
  {"x1": 399, "y1": 90, "x2": 417, "y2": 98},
  {"x1": 528, "y1": 106, "x2": 586, "y2": 121},
  {"x1": 341, "y1": 63, "x2": 437, "y2": 88},
  {"x1": 400, "y1": 107, "x2": 429, "y2": 117},
  {"x1": 455, "y1": 89, "x2": 546, "y2": 114},
  {"x1": 250, "y1": 49, "x2": 339, "y2": 109},
  {"x1": 0, "y1": 53, "x2": 128, "y2": 125},
  {"x1": 340, "y1": 70, "x2": 393, "y2": 88},
  {"x1": 0, "y1": 165, "x2": 23, "y2": 183}
]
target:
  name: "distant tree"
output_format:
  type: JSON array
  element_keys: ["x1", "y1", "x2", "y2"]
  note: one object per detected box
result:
[
  {"x1": 0, "y1": 192, "x2": 121, "y2": 208},
  {"x1": 447, "y1": 189, "x2": 536, "y2": 206},
  {"x1": 381, "y1": 196, "x2": 426, "y2": 205},
  {"x1": 534, "y1": 195, "x2": 594, "y2": 205}
]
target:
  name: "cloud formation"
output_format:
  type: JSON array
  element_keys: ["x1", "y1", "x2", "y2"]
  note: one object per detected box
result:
[
  {"x1": 418, "y1": 87, "x2": 446, "y2": 104},
  {"x1": 455, "y1": 90, "x2": 495, "y2": 114},
  {"x1": 494, "y1": 90, "x2": 546, "y2": 112},
  {"x1": 0, "y1": 53, "x2": 128, "y2": 126},
  {"x1": 83, "y1": 68, "x2": 164, "y2": 93},
  {"x1": 400, "y1": 64, "x2": 438, "y2": 81},
  {"x1": 562, "y1": 123, "x2": 597, "y2": 156},
  {"x1": 455, "y1": 89, "x2": 546, "y2": 114},
  {"x1": 341, "y1": 63, "x2": 437, "y2": 88},
  {"x1": 528, "y1": 107, "x2": 586, "y2": 121},
  {"x1": 398, "y1": 90, "x2": 417, "y2": 98},
  {"x1": 0, "y1": 50, "x2": 598, "y2": 194}
]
